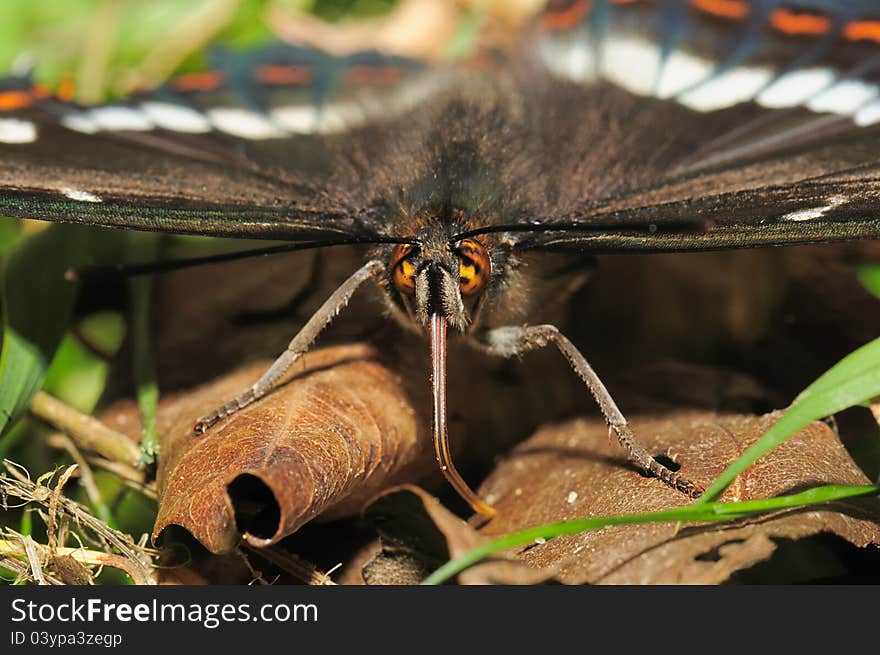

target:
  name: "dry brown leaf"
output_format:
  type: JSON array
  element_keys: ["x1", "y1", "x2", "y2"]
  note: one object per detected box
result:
[
  {"x1": 353, "y1": 485, "x2": 555, "y2": 585},
  {"x1": 47, "y1": 554, "x2": 94, "y2": 586},
  {"x1": 476, "y1": 412, "x2": 880, "y2": 584},
  {"x1": 156, "y1": 344, "x2": 436, "y2": 552},
  {"x1": 105, "y1": 344, "x2": 436, "y2": 553}
]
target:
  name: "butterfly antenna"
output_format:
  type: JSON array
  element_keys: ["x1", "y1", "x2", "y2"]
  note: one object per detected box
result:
[
  {"x1": 65, "y1": 237, "x2": 414, "y2": 282},
  {"x1": 430, "y1": 313, "x2": 496, "y2": 518}
]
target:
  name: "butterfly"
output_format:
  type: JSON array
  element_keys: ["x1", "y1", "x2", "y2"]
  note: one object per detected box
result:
[{"x1": 2, "y1": 0, "x2": 880, "y2": 516}]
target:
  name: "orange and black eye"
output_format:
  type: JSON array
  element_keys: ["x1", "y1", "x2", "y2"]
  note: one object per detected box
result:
[
  {"x1": 389, "y1": 243, "x2": 417, "y2": 295},
  {"x1": 457, "y1": 238, "x2": 490, "y2": 296}
]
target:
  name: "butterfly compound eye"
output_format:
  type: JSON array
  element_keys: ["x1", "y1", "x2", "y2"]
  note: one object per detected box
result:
[
  {"x1": 457, "y1": 238, "x2": 490, "y2": 296},
  {"x1": 389, "y1": 244, "x2": 416, "y2": 295}
]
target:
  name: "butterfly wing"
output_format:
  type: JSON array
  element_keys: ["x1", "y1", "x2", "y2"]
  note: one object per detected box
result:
[
  {"x1": 0, "y1": 46, "x2": 456, "y2": 241},
  {"x1": 509, "y1": 0, "x2": 880, "y2": 252},
  {"x1": 5, "y1": 1, "x2": 880, "y2": 251}
]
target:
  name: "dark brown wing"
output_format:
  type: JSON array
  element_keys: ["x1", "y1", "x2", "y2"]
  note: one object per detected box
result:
[
  {"x1": 502, "y1": 0, "x2": 880, "y2": 252},
  {"x1": 0, "y1": 47, "x2": 457, "y2": 241}
]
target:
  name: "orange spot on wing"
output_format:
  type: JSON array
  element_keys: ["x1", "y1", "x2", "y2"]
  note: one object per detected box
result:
[
  {"x1": 845, "y1": 20, "x2": 880, "y2": 43},
  {"x1": 170, "y1": 71, "x2": 224, "y2": 92},
  {"x1": 56, "y1": 78, "x2": 75, "y2": 102},
  {"x1": 0, "y1": 91, "x2": 32, "y2": 110},
  {"x1": 770, "y1": 8, "x2": 831, "y2": 36},
  {"x1": 690, "y1": 0, "x2": 749, "y2": 20},
  {"x1": 30, "y1": 84, "x2": 51, "y2": 99},
  {"x1": 256, "y1": 65, "x2": 311, "y2": 85},
  {"x1": 540, "y1": 0, "x2": 592, "y2": 31},
  {"x1": 344, "y1": 66, "x2": 403, "y2": 85}
]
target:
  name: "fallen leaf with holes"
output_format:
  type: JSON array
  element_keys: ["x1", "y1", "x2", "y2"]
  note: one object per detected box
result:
[
  {"x1": 104, "y1": 343, "x2": 435, "y2": 554},
  {"x1": 340, "y1": 485, "x2": 555, "y2": 585},
  {"x1": 475, "y1": 412, "x2": 880, "y2": 584}
]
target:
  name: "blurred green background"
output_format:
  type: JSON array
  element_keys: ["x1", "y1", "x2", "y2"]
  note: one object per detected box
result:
[{"x1": 0, "y1": 0, "x2": 399, "y2": 102}]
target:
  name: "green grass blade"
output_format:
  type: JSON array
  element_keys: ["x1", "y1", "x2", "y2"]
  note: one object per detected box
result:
[
  {"x1": 126, "y1": 234, "x2": 160, "y2": 464},
  {"x1": 699, "y1": 336, "x2": 880, "y2": 502},
  {"x1": 0, "y1": 329, "x2": 47, "y2": 434},
  {"x1": 131, "y1": 275, "x2": 158, "y2": 464},
  {"x1": 421, "y1": 484, "x2": 879, "y2": 585},
  {"x1": 0, "y1": 222, "x2": 128, "y2": 438},
  {"x1": 1, "y1": 224, "x2": 89, "y2": 435},
  {"x1": 41, "y1": 312, "x2": 126, "y2": 414}
]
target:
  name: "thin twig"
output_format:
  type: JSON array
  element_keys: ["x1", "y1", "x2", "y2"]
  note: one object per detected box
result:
[
  {"x1": 30, "y1": 391, "x2": 141, "y2": 467},
  {"x1": 57, "y1": 436, "x2": 117, "y2": 524},
  {"x1": 48, "y1": 464, "x2": 78, "y2": 554},
  {"x1": 0, "y1": 553, "x2": 64, "y2": 585},
  {"x1": 244, "y1": 544, "x2": 337, "y2": 585},
  {"x1": 1, "y1": 461, "x2": 156, "y2": 585},
  {"x1": 237, "y1": 548, "x2": 272, "y2": 585},
  {"x1": 44, "y1": 435, "x2": 156, "y2": 498},
  {"x1": 0, "y1": 554, "x2": 31, "y2": 584},
  {"x1": 121, "y1": 0, "x2": 240, "y2": 91},
  {"x1": 1, "y1": 537, "x2": 143, "y2": 585},
  {"x1": 21, "y1": 535, "x2": 48, "y2": 585},
  {"x1": 90, "y1": 457, "x2": 157, "y2": 499}
]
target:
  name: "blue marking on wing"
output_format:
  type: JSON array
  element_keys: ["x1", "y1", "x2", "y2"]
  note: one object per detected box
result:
[
  {"x1": 765, "y1": 13, "x2": 850, "y2": 84},
  {"x1": 203, "y1": 44, "x2": 426, "y2": 127},
  {"x1": 653, "y1": 0, "x2": 691, "y2": 96},
  {"x1": 673, "y1": 0, "x2": 781, "y2": 98},
  {"x1": 209, "y1": 45, "x2": 326, "y2": 116},
  {"x1": 590, "y1": 0, "x2": 612, "y2": 74},
  {"x1": 787, "y1": 0, "x2": 879, "y2": 15}
]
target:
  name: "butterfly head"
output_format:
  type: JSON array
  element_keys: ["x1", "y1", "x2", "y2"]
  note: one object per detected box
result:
[
  {"x1": 386, "y1": 230, "x2": 497, "y2": 517},
  {"x1": 387, "y1": 235, "x2": 491, "y2": 332}
]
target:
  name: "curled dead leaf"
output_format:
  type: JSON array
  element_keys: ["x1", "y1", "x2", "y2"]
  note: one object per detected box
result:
[
  {"x1": 476, "y1": 412, "x2": 880, "y2": 584},
  {"x1": 104, "y1": 343, "x2": 437, "y2": 554}
]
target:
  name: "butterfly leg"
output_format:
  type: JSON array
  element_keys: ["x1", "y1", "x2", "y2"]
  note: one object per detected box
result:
[
  {"x1": 480, "y1": 324, "x2": 703, "y2": 498},
  {"x1": 193, "y1": 259, "x2": 385, "y2": 435}
]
